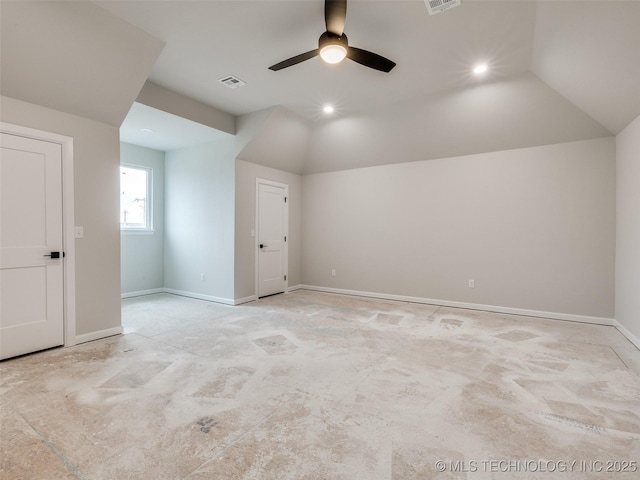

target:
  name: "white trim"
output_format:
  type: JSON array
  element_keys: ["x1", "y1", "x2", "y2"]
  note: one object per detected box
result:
[
  {"x1": 120, "y1": 288, "x2": 257, "y2": 306},
  {"x1": 121, "y1": 229, "x2": 156, "y2": 236},
  {"x1": 74, "y1": 327, "x2": 122, "y2": 346},
  {"x1": 121, "y1": 288, "x2": 165, "y2": 299},
  {"x1": 614, "y1": 320, "x2": 640, "y2": 349},
  {"x1": 0, "y1": 123, "x2": 77, "y2": 347},
  {"x1": 120, "y1": 285, "x2": 638, "y2": 349},
  {"x1": 164, "y1": 288, "x2": 236, "y2": 306},
  {"x1": 297, "y1": 285, "x2": 615, "y2": 326},
  {"x1": 119, "y1": 163, "x2": 153, "y2": 232},
  {"x1": 234, "y1": 295, "x2": 258, "y2": 305}
]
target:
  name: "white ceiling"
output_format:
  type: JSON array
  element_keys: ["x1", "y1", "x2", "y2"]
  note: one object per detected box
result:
[
  {"x1": 95, "y1": 0, "x2": 640, "y2": 144},
  {"x1": 305, "y1": 71, "x2": 611, "y2": 173},
  {"x1": 95, "y1": 0, "x2": 640, "y2": 159},
  {"x1": 532, "y1": 1, "x2": 640, "y2": 134},
  {"x1": 4, "y1": 1, "x2": 637, "y2": 169},
  {"x1": 96, "y1": 0, "x2": 537, "y2": 120},
  {"x1": 120, "y1": 102, "x2": 232, "y2": 151}
]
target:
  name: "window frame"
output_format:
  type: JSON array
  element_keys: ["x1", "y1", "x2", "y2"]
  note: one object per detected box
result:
[{"x1": 120, "y1": 163, "x2": 154, "y2": 234}]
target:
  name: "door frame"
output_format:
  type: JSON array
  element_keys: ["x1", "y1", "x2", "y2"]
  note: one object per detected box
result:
[
  {"x1": 255, "y1": 178, "x2": 289, "y2": 298},
  {"x1": 1, "y1": 122, "x2": 76, "y2": 347}
]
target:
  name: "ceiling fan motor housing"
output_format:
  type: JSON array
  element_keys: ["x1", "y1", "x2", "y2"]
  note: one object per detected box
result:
[{"x1": 319, "y1": 31, "x2": 349, "y2": 49}]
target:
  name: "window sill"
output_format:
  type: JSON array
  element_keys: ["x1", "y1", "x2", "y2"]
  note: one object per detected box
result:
[{"x1": 121, "y1": 229, "x2": 155, "y2": 236}]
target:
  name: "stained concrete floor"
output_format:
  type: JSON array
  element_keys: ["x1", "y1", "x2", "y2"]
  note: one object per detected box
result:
[{"x1": 1, "y1": 290, "x2": 639, "y2": 479}]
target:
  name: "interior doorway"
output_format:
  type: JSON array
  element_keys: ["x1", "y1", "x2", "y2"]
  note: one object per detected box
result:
[
  {"x1": 256, "y1": 179, "x2": 289, "y2": 298},
  {"x1": 0, "y1": 124, "x2": 75, "y2": 359}
]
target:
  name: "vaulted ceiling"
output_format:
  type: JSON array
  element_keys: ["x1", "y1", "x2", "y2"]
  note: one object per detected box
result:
[
  {"x1": 2, "y1": 1, "x2": 639, "y2": 174},
  {"x1": 0, "y1": 0, "x2": 163, "y2": 126}
]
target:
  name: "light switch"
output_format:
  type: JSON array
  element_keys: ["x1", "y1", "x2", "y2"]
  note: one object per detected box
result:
[{"x1": 74, "y1": 226, "x2": 84, "y2": 239}]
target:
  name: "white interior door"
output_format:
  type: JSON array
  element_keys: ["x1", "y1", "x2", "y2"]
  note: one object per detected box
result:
[
  {"x1": 0, "y1": 132, "x2": 64, "y2": 360},
  {"x1": 257, "y1": 180, "x2": 288, "y2": 298}
]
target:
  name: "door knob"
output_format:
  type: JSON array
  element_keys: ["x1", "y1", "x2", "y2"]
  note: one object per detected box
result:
[
  {"x1": 44, "y1": 252, "x2": 60, "y2": 259},
  {"x1": 260, "y1": 244, "x2": 268, "y2": 249}
]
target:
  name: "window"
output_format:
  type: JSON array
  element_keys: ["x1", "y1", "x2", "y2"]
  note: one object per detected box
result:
[{"x1": 120, "y1": 165, "x2": 152, "y2": 231}]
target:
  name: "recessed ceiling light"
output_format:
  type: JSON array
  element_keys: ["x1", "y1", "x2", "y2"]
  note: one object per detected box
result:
[
  {"x1": 473, "y1": 64, "x2": 488, "y2": 75},
  {"x1": 323, "y1": 105, "x2": 335, "y2": 114},
  {"x1": 140, "y1": 128, "x2": 155, "y2": 134}
]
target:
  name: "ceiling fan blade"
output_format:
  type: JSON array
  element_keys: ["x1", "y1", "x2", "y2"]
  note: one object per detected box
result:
[
  {"x1": 325, "y1": 0, "x2": 347, "y2": 36},
  {"x1": 347, "y1": 47, "x2": 396, "y2": 73},
  {"x1": 269, "y1": 49, "x2": 320, "y2": 71}
]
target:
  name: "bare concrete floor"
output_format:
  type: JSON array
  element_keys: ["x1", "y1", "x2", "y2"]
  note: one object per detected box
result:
[{"x1": 1, "y1": 290, "x2": 639, "y2": 479}]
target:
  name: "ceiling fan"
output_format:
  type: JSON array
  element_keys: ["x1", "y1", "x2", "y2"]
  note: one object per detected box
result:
[{"x1": 269, "y1": 0, "x2": 396, "y2": 73}]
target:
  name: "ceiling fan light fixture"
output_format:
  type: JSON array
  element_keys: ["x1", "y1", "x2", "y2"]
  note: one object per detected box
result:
[
  {"x1": 320, "y1": 44, "x2": 347, "y2": 64},
  {"x1": 269, "y1": 2, "x2": 395, "y2": 73},
  {"x1": 318, "y1": 31, "x2": 348, "y2": 64}
]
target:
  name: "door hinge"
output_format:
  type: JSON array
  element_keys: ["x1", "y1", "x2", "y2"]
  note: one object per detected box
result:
[
  {"x1": 284, "y1": 197, "x2": 287, "y2": 203},
  {"x1": 284, "y1": 236, "x2": 287, "y2": 242},
  {"x1": 284, "y1": 275, "x2": 287, "y2": 281}
]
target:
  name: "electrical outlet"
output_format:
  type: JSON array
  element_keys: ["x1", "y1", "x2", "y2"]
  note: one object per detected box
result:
[
  {"x1": 468, "y1": 279, "x2": 475, "y2": 288},
  {"x1": 74, "y1": 226, "x2": 84, "y2": 239},
  {"x1": 331, "y1": 269, "x2": 336, "y2": 277}
]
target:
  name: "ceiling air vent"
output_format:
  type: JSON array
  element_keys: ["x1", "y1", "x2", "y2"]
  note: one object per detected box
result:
[
  {"x1": 424, "y1": 0, "x2": 461, "y2": 16},
  {"x1": 218, "y1": 75, "x2": 246, "y2": 89}
]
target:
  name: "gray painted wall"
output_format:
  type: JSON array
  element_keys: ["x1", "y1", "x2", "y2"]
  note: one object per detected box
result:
[
  {"x1": 302, "y1": 137, "x2": 616, "y2": 318},
  {"x1": 1, "y1": 95, "x2": 121, "y2": 336},
  {"x1": 235, "y1": 160, "x2": 302, "y2": 300},
  {"x1": 164, "y1": 140, "x2": 236, "y2": 301},
  {"x1": 120, "y1": 142, "x2": 165, "y2": 294},
  {"x1": 615, "y1": 115, "x2": 640, "y2": 341},
  {"x1": 2, "y1": 1, "x2": 631, "y2": 348}
]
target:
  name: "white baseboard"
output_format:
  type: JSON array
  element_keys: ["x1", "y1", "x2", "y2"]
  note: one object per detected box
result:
[
  {"x1": 614, "y1": 320, "x2": 640, "y2": 349},
  {"x1": 297, "y1": 285, "x2": 615, "y2": 326},
  {"x1": 233, "y1": 295, "x2": 258, "y2": 305},
  {"x1": 75, "y1": 326, "x2": 123, "y2": 345},
  {"x1": 233, "y1": 287, "x2": 304, "y2": 304},
  {"x1": 163, "y1": 288, "x2": 236, "y2": 306},
  {"x1": 121, "y1": 287, "x2": 256, "y2": 306},
  {"x1": 118, "y1": 284, "x2": 633, "y2": 347},
  {"x1": 121, "y1": 288, "x2": 165, "y2": 299}
]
